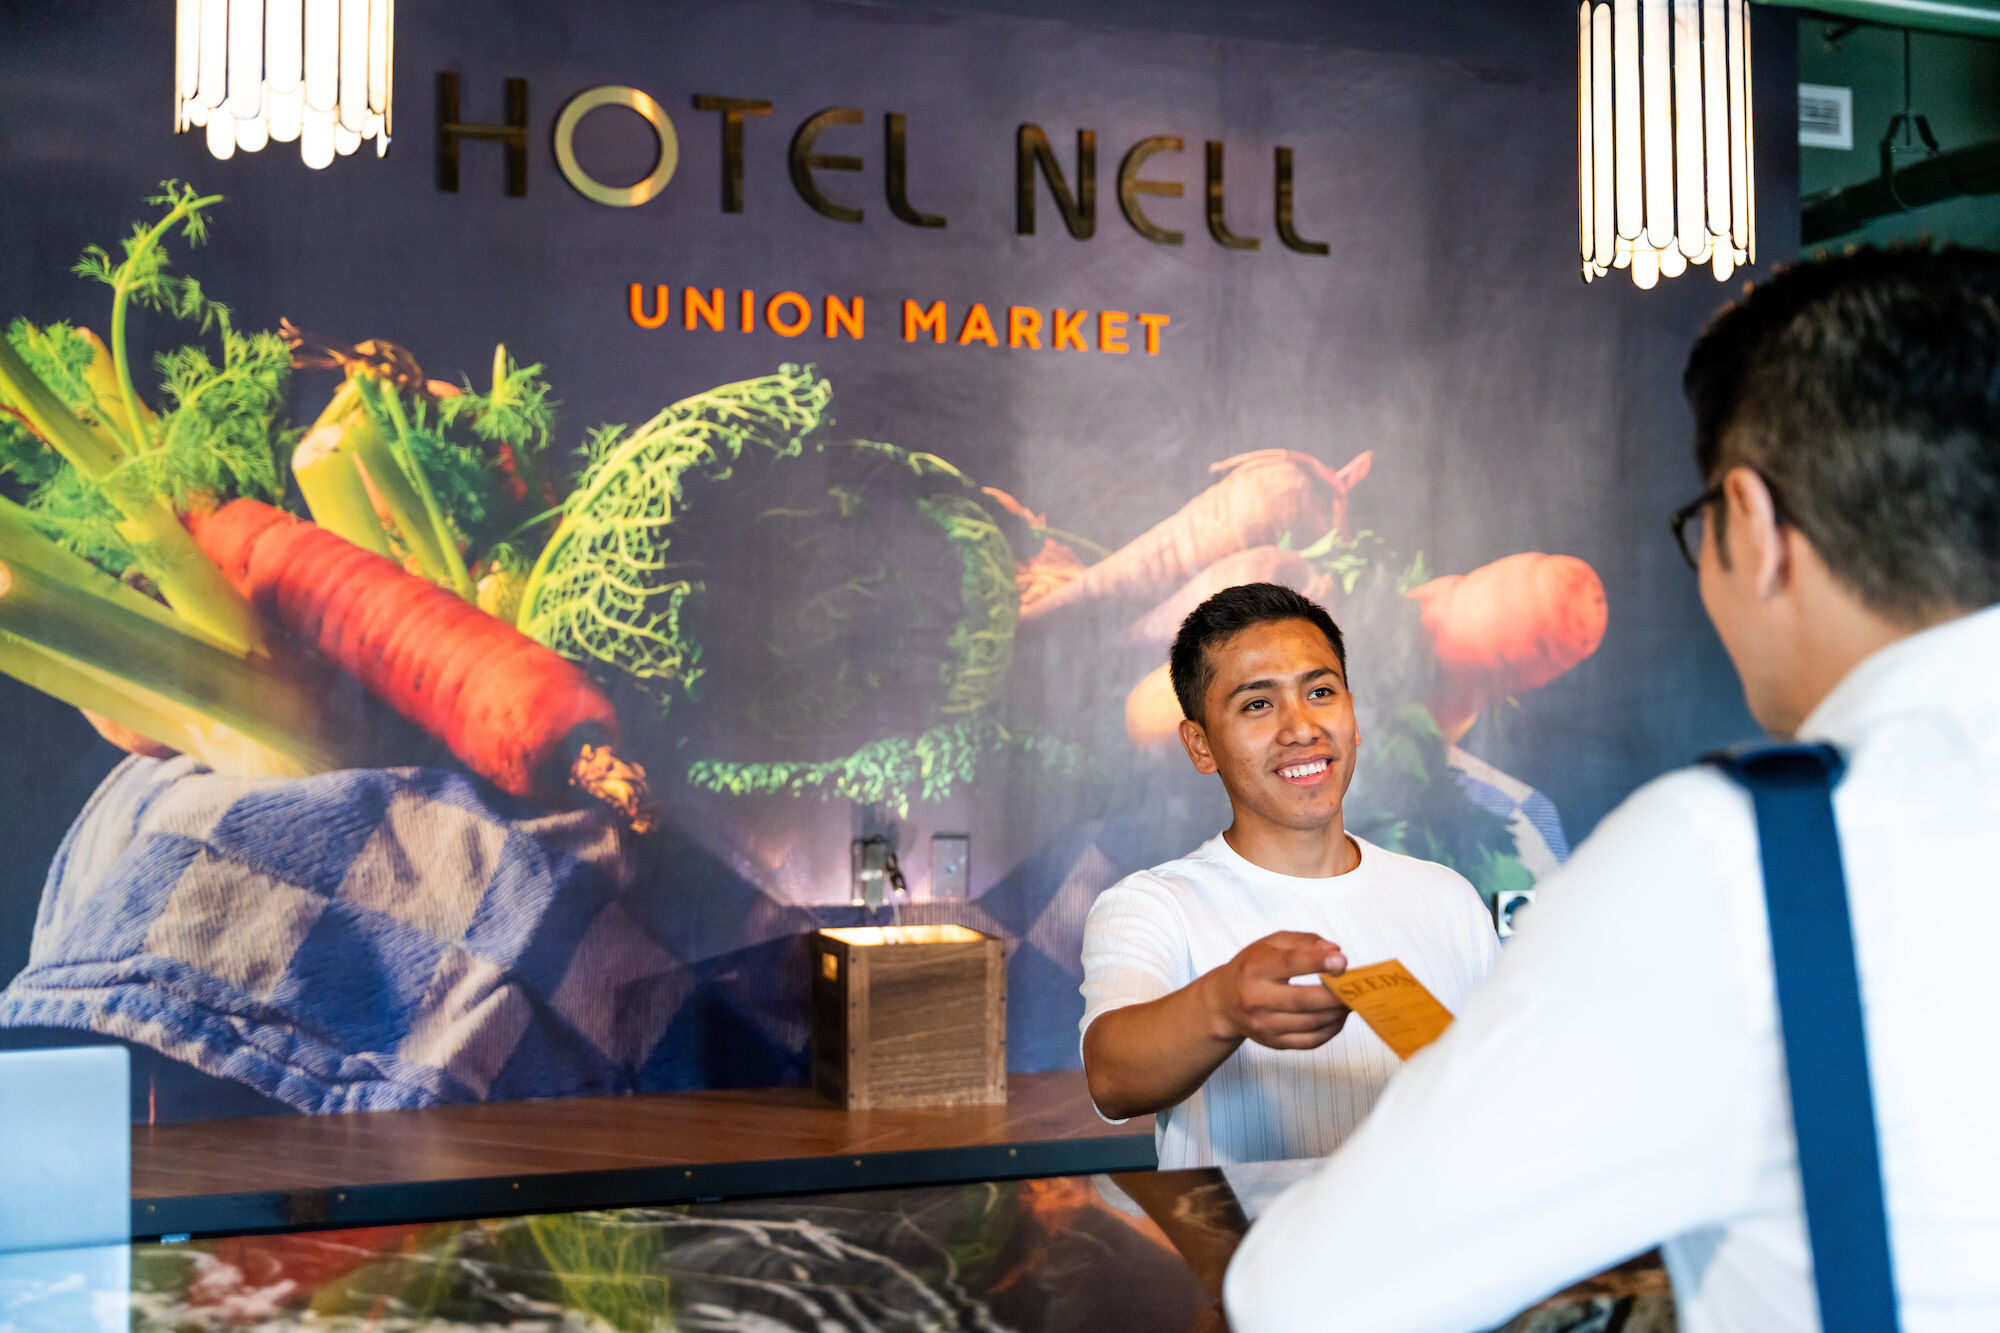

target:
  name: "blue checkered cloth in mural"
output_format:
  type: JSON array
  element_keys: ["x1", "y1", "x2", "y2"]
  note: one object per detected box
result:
[
  {"x1": 0, "y1": 756, "x2": 670, "y2": 1114},
  {"x1": 1445, "y1": 744, "x2": 1572, "y2": 876}
]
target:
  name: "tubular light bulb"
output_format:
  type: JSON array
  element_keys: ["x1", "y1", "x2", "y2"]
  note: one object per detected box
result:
[
  {"x1": 1613, "y1": 0, "x2": 1642, "y2": 241},
  {"x1": 368, "y1": 0, "x2": 391, "y2": 117},
  {"x1": 303, "y1": 0, "x2": 338, "y2": 112},
  {"x1": 226, "y1": 0, "x2": 263, "y2": 119},
  {"x1": 197, "y1": 0, "x2": 229, "y2": 110},
  {"x1": 205, "y1": 109, "x2": 237, "y2": 159},
  {"x1": 1578, "y1": 3, "x2": 1595, "y2": 267},
  {"x1": 1744, "y1": 6, "x2": 1757, "y2": 262},
  {"x1": 176, "y1": 0, "x2": 202, "y2": 123},
  {"x1": 339, "y1": 0, "x2": 369, "y2": 132},
  {"x1": 1672, "y1": 0, "x2": 1705, "y2": 254},
  {"x1": 1728, "y1": 0, "x2": 1751, "y2": 250},
  {"x1": 266, "y1": 0, "x2": 302, "y2": 94},
  {"x1": 1592, "y1": 6, "x2": 1615, "y2": 268},
  {"x1": 300, "y1": 115, "x2": 335, "y2": 168},
  {"x1": 235, "y1": 109, "x2": 271, "y2": 153},
  {"x1": 1633, "y1": 248, "x2": 1661, "y2": 289},
  {"x1": 1701, "y1": 0, "x2": 1730, "y2": 235},
  {"x1": 1641, "y1": 0, "x2": 1674, "y2": 249},
  {"x1": 381, "y1": 0, "x2": 394, "y2": 141},
  {"x1": 268, "y1": 85, "x2": 303, "y2": 142}
]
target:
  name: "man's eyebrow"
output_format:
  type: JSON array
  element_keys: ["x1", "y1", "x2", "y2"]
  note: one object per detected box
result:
[{"x1": 1225, "y1": 666, "x2": 1338, "y2": 699}]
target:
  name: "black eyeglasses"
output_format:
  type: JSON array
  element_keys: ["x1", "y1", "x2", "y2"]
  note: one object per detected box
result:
[
  {"x1": 1668, "y1": 485, "x2": 1723, "y2": 570},
  {"x1": 1668, "y1": 474, "x2": 1788, "y2": 570}
]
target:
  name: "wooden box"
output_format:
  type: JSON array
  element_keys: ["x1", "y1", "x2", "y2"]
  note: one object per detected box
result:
[{"x1": 810, "y1": 925, "x2": 1007, "y2": 1110}]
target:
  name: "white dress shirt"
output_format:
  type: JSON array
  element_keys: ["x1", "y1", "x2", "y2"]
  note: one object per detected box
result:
[
  {"x1": 1081, "y1": 833, "x2": 1498, "y2": 1168},
  {"x1": 1226, "y1": 604, "x2": 2000, "y2": 1333}
]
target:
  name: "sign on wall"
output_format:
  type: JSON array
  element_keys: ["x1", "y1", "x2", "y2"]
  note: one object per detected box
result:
[{"x1": 0, "y1": 0, "x2": 1754, "y2": 1120}]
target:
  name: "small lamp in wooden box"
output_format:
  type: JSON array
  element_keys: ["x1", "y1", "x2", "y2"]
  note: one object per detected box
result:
[{"x1": 810, "y1": 925, "x2": 1007, "y2": 1110}]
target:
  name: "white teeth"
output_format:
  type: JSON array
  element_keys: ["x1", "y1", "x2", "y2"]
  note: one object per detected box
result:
[{"x1": 1279, "y1": 759, "x2": 1329, "y2": 779}]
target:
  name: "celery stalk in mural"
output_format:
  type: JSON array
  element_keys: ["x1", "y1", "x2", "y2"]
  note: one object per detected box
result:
[{"x1": 0, "y1": 186, "x2": 651, "y2": 827}]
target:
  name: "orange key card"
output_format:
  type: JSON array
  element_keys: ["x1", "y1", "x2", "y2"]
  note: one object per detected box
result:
[{"x1": 1319, "y1": 959, "x2": 1455, "y2": 1059}]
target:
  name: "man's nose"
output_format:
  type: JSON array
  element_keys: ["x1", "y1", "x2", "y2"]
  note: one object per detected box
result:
[{"x1": 1274, "y1": 696, "x2": 1317, "y2": 742}]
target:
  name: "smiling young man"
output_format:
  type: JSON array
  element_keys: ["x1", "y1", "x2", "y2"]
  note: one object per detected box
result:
[{"x1": 1078, "y1": 582, "x2": 1500, "y2": 1168}]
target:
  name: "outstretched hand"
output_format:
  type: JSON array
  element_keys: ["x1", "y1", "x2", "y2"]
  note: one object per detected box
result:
[{"x1": 1199, "y1": 931, "x2": 1352, "y2": 1050}]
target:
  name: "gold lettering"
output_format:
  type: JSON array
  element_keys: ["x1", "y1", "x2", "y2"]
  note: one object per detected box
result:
[
  {"x1": 553, "y1": 86, "x2": 680, "y2": 208},
  {"x1": 1117, "y1": 136, "x2": 1185, "y2": 245}
]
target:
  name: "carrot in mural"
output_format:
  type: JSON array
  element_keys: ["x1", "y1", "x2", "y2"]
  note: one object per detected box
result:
[
  {"x1": 1123, "y1": 549, "x2": 1607, "y2": 751},
  {"x1": 1124, "y1": 661, "x2": 1184, "y2": 749},
  {"x1": 1020, "y1": 449, "x2": 1373, "y2": 622},
  {"x1": 185, "y1": 497, "x2": 654, "y2": 829},
  {"x1": 1409, "y1": 551, "x2": 1608, "y2": 742},
  {"x1": 1125, "y1": 544, "x2": 1335, "y2": 649}
]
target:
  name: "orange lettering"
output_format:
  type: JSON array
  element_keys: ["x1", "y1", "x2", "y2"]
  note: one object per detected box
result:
[
  {"x1": 741, "y1": 289, "x2": 756, "y2": 332},
  {"x1": 826, "y1": 294, "x2": 865, "y2": 340},
  {"x1": 629, "y1": 283, "x2": 670, "y2": 329},
  {"x1": 1099, "y1": 310, "x2": 1129, "y2": 354},
  {"x1": 1138, "y1": 312, "x2": 1170, "y2": 355},
  {"x1": 766, "y1": 291, "x2": 813, "y2": 337},
  {"x1": 958, "y1": 303, "x2": 999, "y2": 347},
  {"x1": 685, "y1": 287, "x2": 726, "y2": 332},
  {"x1": 904, "y1": 299, "x2": 948, "y2": 343},
  {"x1": 1007, "y1": 306, "x2": 1043, "y2": 349},
  {"x1": 1052, "y1": 308, "x2": 1089, "y2": 351}
]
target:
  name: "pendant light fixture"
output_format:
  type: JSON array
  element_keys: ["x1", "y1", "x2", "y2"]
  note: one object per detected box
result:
[
  {"x1": 1578, "y1": 0, "x2": 1754, "y2": 288},
  {"x1": 174, "y1": 0, "x2": 394, "y2": 168}
]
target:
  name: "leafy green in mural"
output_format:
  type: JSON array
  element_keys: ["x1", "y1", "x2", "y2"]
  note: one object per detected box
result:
[
  {"x1": 688, "y1": 718, "x2": 1087, "y2": 819},
  {"x1": 517, "y1": 364, "x2": 833, "y2": 705},
  {"x1": 917, "y1": 493, "x2": 1017, "y2": 717}
]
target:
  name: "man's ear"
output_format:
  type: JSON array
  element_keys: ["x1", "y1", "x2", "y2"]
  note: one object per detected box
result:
[
  {"x1": 1721, "y1": 465, "x2": 1790, "y2": 598},
  {"x1": 1179, "y1": 717, "x2": 1219, "y2": 775}
]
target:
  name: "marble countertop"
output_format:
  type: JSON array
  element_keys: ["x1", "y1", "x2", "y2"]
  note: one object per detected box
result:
[{"x1": 1, "y1": 1162, "x2": 1673, "y2": 1332}]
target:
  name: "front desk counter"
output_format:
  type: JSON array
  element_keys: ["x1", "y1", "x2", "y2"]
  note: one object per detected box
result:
[{"x1": 5, "y1": 1159, "x2": 1673, "y2": 1332}]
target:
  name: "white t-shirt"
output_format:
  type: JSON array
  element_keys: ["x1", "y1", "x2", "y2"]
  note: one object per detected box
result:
[
  {"x1": 1079, "y1": 832, "x2": 1501, "y2": 1169},
  {"x1": 1225, "y1": 605, "x2": 2000, "y2": 1333}
]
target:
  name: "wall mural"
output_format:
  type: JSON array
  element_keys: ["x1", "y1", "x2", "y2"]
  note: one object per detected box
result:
[{"x1": 0, "y1": 0, "x2": 1764, "y2": 1120}]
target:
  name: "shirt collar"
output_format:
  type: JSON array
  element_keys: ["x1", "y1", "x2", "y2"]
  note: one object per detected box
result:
[
  {"x1": 1206, "y1": 830, "x2": 1375, "y2": 888},
  {"x1": 1797, "y1": 602, "x2": 2000, "y2": 747}
]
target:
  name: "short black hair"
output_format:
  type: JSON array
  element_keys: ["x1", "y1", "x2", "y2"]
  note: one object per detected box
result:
[
  {"x1": 1168, "y1": 582, "x2": 1346, "y2": 726},
  {"x1": 1683, "y1": 245, "x2": 2000, "y2": 622}
]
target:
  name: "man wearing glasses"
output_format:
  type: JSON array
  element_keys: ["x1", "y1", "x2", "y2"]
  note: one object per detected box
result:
[{"x1": 1226, "y1": 247, "x2": 2000, "y2": 1332}]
